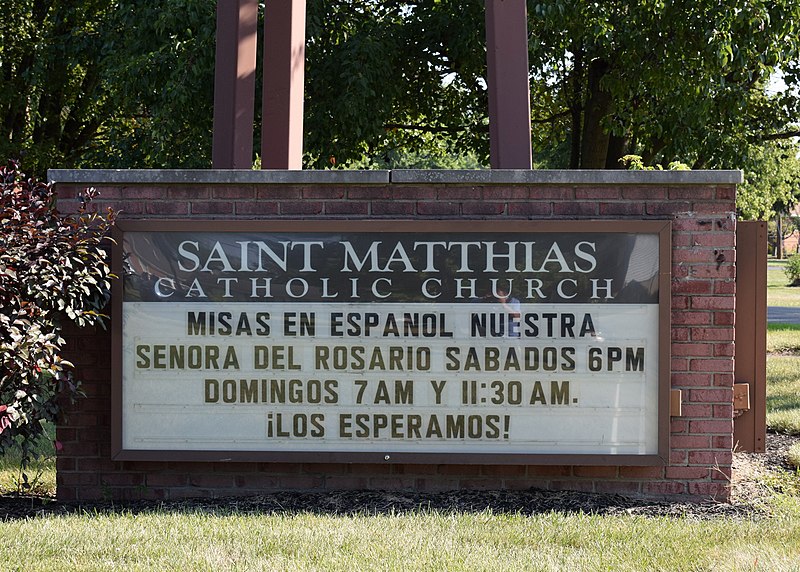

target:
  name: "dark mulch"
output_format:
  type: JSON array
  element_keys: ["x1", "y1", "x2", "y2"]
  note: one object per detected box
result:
[
  {"x1": 2, "y1": 433, "x2": 798, "y2": 523},
  {"x1": 738, "y1": 431, "x2": 800, "y2": 474},
  {"x1": 0, "y1": 488, "x2": 755, "y2": 523}
]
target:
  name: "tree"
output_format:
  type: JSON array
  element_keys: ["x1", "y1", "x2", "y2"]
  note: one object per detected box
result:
[
  {"x1": 2, "y1": 1, "x2": 800, "y2": 175},
  {"x1": 737, "y1": 140, "x2": 800, "y2": 258},
  {"x1": 525, "y1": 0, "x2": 800, "y2": 169},
  {"x1": 0, "y1": 0, "x2": 115, "y2": 177},
  {"x1": 82, "y1": 0, "x2": 217, "y2": 169},
  {"x1": 301, "y1": 0, "x2": 490, "y2": 168},
  {"x1": 737, "y1": 140, "x2": 800, "y2": 221},
  {"x1": 306, "y1": 0, "x2": 800, "y2": 171}
]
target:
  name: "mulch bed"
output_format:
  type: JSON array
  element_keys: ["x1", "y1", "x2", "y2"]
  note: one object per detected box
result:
[{"x1": 2, "y1": 432, "x2": 798, "y2": 522}]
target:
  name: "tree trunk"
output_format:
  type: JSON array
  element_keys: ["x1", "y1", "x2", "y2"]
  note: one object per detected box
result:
[
  {"x1": 580, "y1": 58, "x2": 612, "y2": 169},
  {"x1": 640, "y1": 138, "x2": 667, "y2": 166},
  {"x1": 776, "y1": 214, "x2": 784, "y2": 259},
  {"x1": 569, "y1": 46, "x2": 583, "y2": 169},
  {"x1": 605, "y1": 132, "x2": 628, "y2": 169}
]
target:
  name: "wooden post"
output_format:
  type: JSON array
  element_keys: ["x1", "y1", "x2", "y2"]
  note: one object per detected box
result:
[
  {"x1": 485, "y1": 0, "x2": 532, "y2": 169},
  {"x1": 261, "y1": 0, "x2": 307, "y2": 169},
  {"x1": 212, "y1": 0, "x2": 259, "y2": 169},
  {"x1": 214, "y1": 1, "x2": 531, "y2": 170},
  {"x1": 734, "y1": 221, "x2": 767, "y2": 452}
]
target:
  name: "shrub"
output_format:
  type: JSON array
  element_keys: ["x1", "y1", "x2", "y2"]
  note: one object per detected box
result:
[
  {"x1": 619, "y1": 155, "x2": 691, "y2": 171},
  {"x1": 0, "y1": 160, "x2": 115, "y2": 473},
  {"x1": 785, "y1": 254, "x2": 800, "y2": 286}
]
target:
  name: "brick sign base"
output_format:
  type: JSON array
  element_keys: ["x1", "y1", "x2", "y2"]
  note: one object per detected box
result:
[{"x1": 50, "y1": 169, "x2": 740, "y2": 502}]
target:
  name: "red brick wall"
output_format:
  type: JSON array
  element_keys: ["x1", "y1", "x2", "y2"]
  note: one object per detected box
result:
[{"x1": 54, "y1": 178, "x2": 736, "y2": 502}]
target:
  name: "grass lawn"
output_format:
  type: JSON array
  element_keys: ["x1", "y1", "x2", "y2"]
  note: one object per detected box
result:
[
  {"x1": 1, "y1": 315, "x2": 800, "y2": 570},
  {"x1": 766, "y1": 355, "x2": 800, "y2": 435},
  {"x1": 2, "y1": 507, "x2": 800, "y2": 571},
  {"x1": 767, "y1": 265, "x2": 800, "y2": 307},
  {"x1": 767, "y1": 324, "x2": 800, "y2": 436},
  {"x1": 0, "y1": 427, "x2": 56, "y2": 496},
  {"x1": 766, "y1": 324, "x2": 800, "y2": 354}
]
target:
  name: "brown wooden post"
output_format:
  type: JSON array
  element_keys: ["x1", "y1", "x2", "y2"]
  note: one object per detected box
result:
[
  {"x1": 212, "y1": 0, "x2": 259, "y2": 169},
  {"x1": 734, "y1": 221, "x2": 767, "y2": 452},
  {"x1": 485, "y1": 0, "x2": 532, "y2": 169},
  {"x1": 261, "y1": 0, "x2": 307, "y2": 169}
]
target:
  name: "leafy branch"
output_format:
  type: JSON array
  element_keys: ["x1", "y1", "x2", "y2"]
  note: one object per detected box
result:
[{"x1": 0, "y1": 160, "x2": 115, "y2": 480}]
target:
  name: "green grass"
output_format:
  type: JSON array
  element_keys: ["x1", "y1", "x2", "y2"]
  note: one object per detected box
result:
[
  {"x1": 766, "y1": 325, "x2": 800, "y2": 435},
  {"x1": 0, "y1": 425, "x2": 56, "y2": 496},
  {"x1": 0, "y1": 451, "x2": 55, "y2": 496},
  {"x1": 767, "y1": 266, "x2": 800, "y2": 307},
  {"x1": 789, "y1": 444, "x2": 800, "y2": 470},
  {"x1": 1, "y1": 508, "x2": 800, "y2": 571},
  {"x1": 766, "y1": 324, "x2": 800, "y2": 354},
  {"x1": 766, "y1": 355, "x2": 800, "y2": 435}
]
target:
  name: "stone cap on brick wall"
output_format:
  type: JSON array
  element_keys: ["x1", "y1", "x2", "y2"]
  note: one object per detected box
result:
[
  {"x1": 48, "y1": 169, "x2": 743, "y2": 185},
  {"x1": 47, "y1": 169, "x2": 390, "y2": 185}
]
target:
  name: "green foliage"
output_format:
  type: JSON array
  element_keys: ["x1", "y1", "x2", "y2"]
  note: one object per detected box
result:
[
  {"x1": 0, "y1": 161, "x2": 114, "y2": 472},
  {"x1": 785, "y1": 254, "x2": 800, "y2": 286},
  {"x1": 305, "y1": 0, "x2": 800, "y2": 169},
  {"x1": 85, "y1": 0, "x2": 217, "y2": 169},
  {"x1": 619, "y1": 155, "x2": 690, "y2": 171},
  {"x1": 2, "y1": 0, "x2": 800, "y2": 178},
  {"x1": 347, "y1": 146, "x2": 485, "y2": 170},
  {"x1": 0, "y1": 0, "x2": 215, "y2": 176},
  {"x1": 738, "y1": 141, "x2": 800, "y2": 220},
  {"x1": 0, "y1": 0, "x2": 116, "y2": 178},
  {"x1": 527, "y1": 0, "x2": 800, "y2": 168},
  {"x1": 303, "y1": 0, "x2": 489, "y2": 169}
]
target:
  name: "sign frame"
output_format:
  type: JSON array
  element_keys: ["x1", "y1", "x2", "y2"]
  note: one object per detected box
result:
[{"x1": 111, "y1": 219, "x2": 672, "y2": 466}]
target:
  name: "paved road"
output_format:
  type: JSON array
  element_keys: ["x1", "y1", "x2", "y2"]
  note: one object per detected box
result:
[{"x1": 768, "y1": 306, "x2": 800, "y2": 324}]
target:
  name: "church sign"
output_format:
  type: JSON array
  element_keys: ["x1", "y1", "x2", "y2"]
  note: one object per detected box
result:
[{"x1": 112, "y1": 220, "x2": 671, "y2": 465}]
